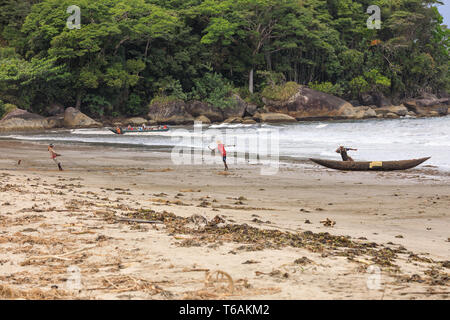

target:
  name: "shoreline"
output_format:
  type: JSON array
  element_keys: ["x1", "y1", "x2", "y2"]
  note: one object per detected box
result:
[{"x1": 0, "y1": 139, "x2": 448, "y2": 299}]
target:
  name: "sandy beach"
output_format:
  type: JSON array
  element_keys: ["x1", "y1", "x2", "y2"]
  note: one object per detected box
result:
[{"x1": 0, "y1": 140, "x2": 448, "y2": 300}]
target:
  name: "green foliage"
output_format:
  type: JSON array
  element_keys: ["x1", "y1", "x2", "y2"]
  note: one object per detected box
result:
[
  {"x1": 348, "y1": 69, "x2": 391, "y2": 99},
  {"x1": 0, "y1": 102, "x2": 18, "y2": 118},
  {"x1": 126, "y1": 93, "x2": 145, "y2": 116},
  {"x1": 261, "y1": 82, "x2": 300, "y2": 101},
  {"x1": 257, "y1": 71, "x2": 286, "y2": 88},
  {"x1": 308, "y1": 81, "x2": 343, "y2": 96},
  {"x1": 0, "y1": 0, "x2": 448, "y2": 117},
  {"x1": 0, "y1": 99, "x2": 4, "y2": 118},
  {"x1": 82, "y1": 94, "x2": 111, "y2": 117},
  {"x1": 190, "y1": 72, "x2": 236, "y2": 110},
  {"x1": 349, "y1": 76, "x2": 369, "y2": 99},
  {"x1": 155, "y1": 77, "x2": 187, "y2": 101}
]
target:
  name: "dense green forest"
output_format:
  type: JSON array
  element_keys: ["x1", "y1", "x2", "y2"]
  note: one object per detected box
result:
[{"x1": 0, "y1": 0, "x2": 449, "y2": 118}]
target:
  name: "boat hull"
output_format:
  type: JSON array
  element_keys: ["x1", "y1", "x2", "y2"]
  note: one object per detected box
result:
[{"x1": 309, "y1": 157, "x2": 430, "y2": 171}]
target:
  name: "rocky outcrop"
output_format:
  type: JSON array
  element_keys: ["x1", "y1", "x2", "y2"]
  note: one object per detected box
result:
[
  {"x1": 185, "y1": 101, "x2": 224, "y2": 123},
  {"x1": 256, "y1": 112, "x2": 297, "y2": 123},
  {"x1": 404, "y1": 98, "x2": 449, "y2": 117},
  {"x1": 45, "y1": 103, "x2": 65, "y2": 116},
  {"x1": 0, "y1": 109, "x2": 52, "y2": 132},
  {"x1": 352, "y1": 106, "x2": 377, "y2": 119},
  {"x1": 195, "y1": 115, "x2": 211, "y2": 124},
  {"x1": 262, "y1": 86, "x2": 356, "y2": 120},
  {"x1": 64, "y1": 107, "x2": 101, "y2": 128},
  {"x1": 222, "y1": 94, "x2": 247, "y2": 119},
  {"x1": 223, "y1": 117, "x2": 243, "y2": 124},
  {"x1": 245, "y1": 104, "x2": 258, "y2": 116},
  {"x1": 375, "y1": 105, "x2": 408, "y2": 117},
  {"x1": 125, "y1": 117, "x2": 147, "y2": 125},
  {"x1": 148, "y1": 100, "x2": 194, "y2": 125}
]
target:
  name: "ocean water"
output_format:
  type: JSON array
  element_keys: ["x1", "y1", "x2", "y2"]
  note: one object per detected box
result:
[{"x1": 1, "y1": 116, "x2": 450, "y2": 171}]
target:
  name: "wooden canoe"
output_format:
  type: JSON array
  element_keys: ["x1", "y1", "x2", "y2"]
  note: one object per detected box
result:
[{"x1": 309, "y1": 157, "x2": 430, "y2": 171}]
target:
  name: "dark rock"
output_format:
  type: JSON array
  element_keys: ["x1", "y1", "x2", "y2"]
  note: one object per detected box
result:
[
  {"x1": 262, "y1": 86, "x2": 356, "y2": 120},
  {"x1": 404, "y1": 99, "x2": 448, "y2": 116},
  {"x1": 222, "y1": 94, "x2": 247, "y2": 119},
  {"x1": 45, "y1": 103, "x2": 65, "y2": 116},
  {"x1": 259, "y1": 113, "x2": 297, "y2": 123},
  {"x1": 375, "y1": 105, "x2": 408, "y2": 116},
  {"x1": 148, "y1": 100, "x2": 194, "y2": 125},
  {"x1": 64, "y1": 107, "x2": 101, "y2": 128},
  {"x1": 245, "y1": 104, "x2": 258, "y2": 116},
  {"x1": 185, "y1": 101, "x2": 223, "y2": 123},
  {"x1": 0, "y1": 108, "x2": 52, "y2": 132},
  {"x1": 373, "y1": 93, "x2": 392, "y2": 108}
]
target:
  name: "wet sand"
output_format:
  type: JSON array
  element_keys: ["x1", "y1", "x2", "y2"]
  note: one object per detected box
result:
[{"x1": 0, "y1": 140, "x2": 448, "y2": 299}]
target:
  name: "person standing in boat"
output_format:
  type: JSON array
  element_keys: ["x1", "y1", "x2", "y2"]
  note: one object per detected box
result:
[
  {"x1": 336, "y1": 146, "x2": 357, "y2": 162},
  {"x1": 48, "y1": 144, "x2": 63, "y2": 171}
]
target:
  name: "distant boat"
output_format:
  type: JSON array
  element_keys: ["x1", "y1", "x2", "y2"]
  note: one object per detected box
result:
[
  {"x1": 309, "y1": 157, "x2": 430, "y2": 171},
  {"x1": 109, "y1": 126, "x2": 169, "y2": 135}
]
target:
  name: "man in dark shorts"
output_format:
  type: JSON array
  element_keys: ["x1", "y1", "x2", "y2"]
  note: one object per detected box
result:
[{"x1": 335, "y1": 146, "x2": 357, "y2": 161}]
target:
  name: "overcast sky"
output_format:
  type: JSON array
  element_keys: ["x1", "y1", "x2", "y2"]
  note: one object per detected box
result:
[{"x1": 437, "y1": 0, "x2": 450, "y2": 26}]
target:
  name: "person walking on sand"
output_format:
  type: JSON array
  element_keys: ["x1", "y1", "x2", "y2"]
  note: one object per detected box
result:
[
  {"x1": 335, "y1": 145, "x2": 357, "y2": 162},
  {"x1": 209, "y1": 140, "x2": 229, "y2": 171},
  {"x1": 48, "y1": 144, "x2": 63, "y2": 171}
]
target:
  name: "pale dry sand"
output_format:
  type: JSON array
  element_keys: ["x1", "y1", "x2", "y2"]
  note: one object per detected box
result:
[{"x1": 0, "y1": 140, "x2": 448, "y2": 300}]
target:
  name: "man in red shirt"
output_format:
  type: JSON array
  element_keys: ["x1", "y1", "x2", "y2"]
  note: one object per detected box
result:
[{"x1": 209, "y1": 140, "x2": 229, "y2": 171}]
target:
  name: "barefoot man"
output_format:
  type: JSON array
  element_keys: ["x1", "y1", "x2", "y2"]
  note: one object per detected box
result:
[
  {"x1": 336, "y1": 146, "x2": 357, "y2": 162},
  {"x1": 48, "y1": 144, "x2": 63, "y2": 171},
  {"x1": 209, "y1": 140, "x2": 229, "y2": 171}
]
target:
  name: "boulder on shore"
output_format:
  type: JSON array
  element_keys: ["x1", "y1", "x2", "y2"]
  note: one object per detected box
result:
[
  {"x1": 64, "y1": 107, "x2": 101, "y2": 128},
  {"x1": 352, "y1": 106, "x2": 377, "y2": 119},
  {"x1": 262, "y1": 86, "x2": 357, "y2": 120},
  {"x1": 242, "y1": 119, "x2": 257, "y2": 124},
  {"x1": 0, "y1": 108, "x2": 53, "y2": 132},
  {"x1": 185, "y1": 101, "x2": 224, "y2": 123},
  {"x1": 222, "y1": 94, "x2": 247, "y2": 119},
  {"x1": 125, "y1": 117, "x2": 147, "y2": 125},
  {"x1": 223, "y1": 117, "x2": 243, "y2": 124},
  {"x1": 245, "y1": 104, "x2": 258, "y2": 116},
  {"x1": 45, "y1": 103, "x2": 65, "y2": 116},
  {"x1": 404, "y1": 99, "x2": 449, "y2": 116},
  {"x1": 148, "y1": 100, "x2": 194, "y2": 125},
  {"x1": 195, "y1": 115, "x2": 211, "y2": 124},
  {"x1": 375, "y1": 105, "x2": 408, "y2": 117},
  {"x1": 258, "y1": 113, "x2": 297, "y2": 123}
]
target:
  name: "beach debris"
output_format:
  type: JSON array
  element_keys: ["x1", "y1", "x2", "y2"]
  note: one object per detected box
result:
[
  {"x1": 153, "y1": 192, "x2": 167, "y2": 197},
  {"x1": 189, "y1": 214, "x2": 208, "y2": 225},
  {"x1": 304, "y1": 219, "x2": 312, "y2": 224},
  {"x1": 294, "y1": 257, "x2": 312, "y2": 265},
  {"x1": 204, "y1": 270, "x2": 234, "y2": 294},
  {"x1": 115, "y1": 218, "x2": 164, "y2": 224},
  {"x1": 255, "y1": 270, "x2": 289, "y2": 279},
  {"x1": 97, "y1": 275, "x2": 163, "y2": 294},
  {"x1": 395, "y1": 235, "x2": 404, "y2": 238},
  {"x1": 242, "y1": 260, "x2": 259, "y2": 264},
  {"x1": 320, "y1": 218, "x2": 336, "y2": 227},
  {"x1": 0, "y1": 284, "x2": 75, "y2": 300}
]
